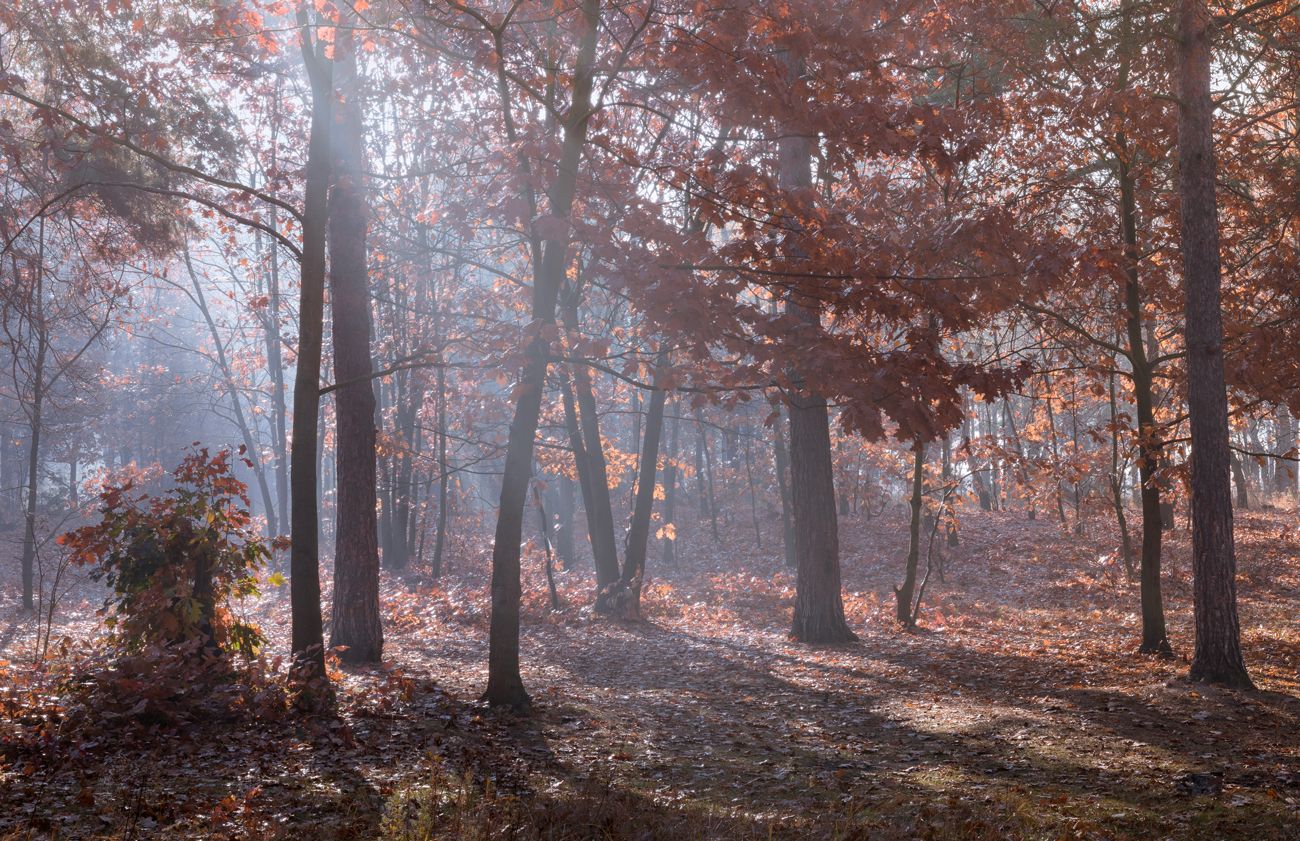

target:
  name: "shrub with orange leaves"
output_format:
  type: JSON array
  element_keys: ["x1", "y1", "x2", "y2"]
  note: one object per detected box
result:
[{"x1": 58, "y1": 445, "x2": 279, "y2": 660}]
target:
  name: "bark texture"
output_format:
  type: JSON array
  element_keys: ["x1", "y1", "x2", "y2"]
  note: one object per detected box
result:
[
  {"x1": 1120, "y1": 160, "x2": 1171, "y2": 656},
  {"x1": 779, "y1": 49, "x2": 855, "y2": 644},
  {"x1": 1176, "y1": 0, "x2": 1252, "y2": 689},
  {"x1": 615, "y1": 359, "x2": 668, "y2": 618},
  {"x1": 895, "y1": 443, "x2": 925, "y2": 626},
  {"x1": 484, "y1": 0, "x2": 600, "y2": 709},
  {"x1": 289, "y1": 15, "x2": 333, "y2": 697},
  {"x1": 327, "y1": 20, "x2": 383, "y2": 664}
]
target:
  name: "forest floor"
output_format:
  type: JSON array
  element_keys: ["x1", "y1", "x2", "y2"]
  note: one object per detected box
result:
[{"x1": 1, "y1": 505, "x2": 1299, "y2": 839}]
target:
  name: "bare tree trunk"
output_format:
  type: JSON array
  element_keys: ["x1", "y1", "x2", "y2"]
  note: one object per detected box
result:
[
  {"x1": 963, "y1": 392, "x2": 993, "y2": 512},
  {"x1": 1119, "y1": 155, "x2": 1172, "y2": 656},
  {"x1": 1231, "y1": 450, "x2": 1250, "y2": 511},
  {"x1": 942, "y1": 433, "x2": 959, "y2": 548},
  {"x1": 780, "y1": 49, "x2": 854, "y2": 644},
  {"x1": 432, "y1": 341, "x2": 450, "y2": 578},
  {"x1": 1109, "y1": 371, "x2": 1135, "y2": 578},
  {"x1": 895, "y1": 442, "x2": 925, "y2": 627},
  {"x1": 266, "y1": 217, "x2": 291, "y2": 542},
  {"x1": 697, "y1": 409, "x2": 721, "y2": 542},
  {"x1": 549, "y1": 477, "x2": 576, "y2": 569},
  {"x1": 694, "y1": 420, "x2": 709, "y2": 530},
  {"x1": 772, "y1": 406, "x2": 797, "y2": 567},
  {"x1": 561, "y1": 308, "x2": 621, "y2": 588},
  {"x1": 20, "y1": 336, "x2": 44, "y2": 611},
  {"x1": 743, "y1": 422, "x2": 762, "y2": 549},
  {"x1": 1273, "y1": 406, "x2": 1295, "y2": 496},
  {"x1": 484, "y1": 0, "x2": 600, "y2": 709},
  {"x1": 289, "y1": 14, "x2": 333, "y2": 696},
  {"x1": 1176, "y1": 0, "x2": 1251, "y2": 688},
  {"x1": 531, "y1": 479, "x2": 560, "y2": 611},
  {"x1": 262, "y1": 82, "x2": 292, "y2": 545},
  {"x1": 661, "y1": 404, "x2": 680, "y2": 567},
  {"x1": 185, "y1": 250, "x2": 278, "y2": 536},
  {"x1": 327, "y1": 18, "x2": 383, "y2": 664},
  {"x1": 614, "y1": 357, "x2": 668, "y2": 618}
]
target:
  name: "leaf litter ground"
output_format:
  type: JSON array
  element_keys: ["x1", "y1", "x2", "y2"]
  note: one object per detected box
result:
[{"x1": 1, "y1": 507, "x2": 1298, "y2": 839}]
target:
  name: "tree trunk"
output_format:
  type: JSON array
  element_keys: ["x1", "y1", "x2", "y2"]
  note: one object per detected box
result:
[
  {"x1": 661, "y1": 403, "x2": 680, "y2": 567},
  {"x1": 289, "y1": 15, "x2": 333, "y2": 697},
  {"x1": 265, "y1": 209, "x2": 291, "y2": 543},
  {"x1": 614, "y1": 358, "x2": 668, "y2": 618},
  {"x1": 895, "y1": 442, "x2": 925, "y2": 627},
  {"x1": 1231, "y1": 451, "x2": 1250, "y2": 511},
  {"x1": 780, "y1": 49, "x2": 854, "y2": 644},
  {"x1": 432, "y1": 357, "x2": 450, "y2": 578},
  {"x1": 772, "y1": 406, "x2": 797, "y2": 568},
  {"x1": 484, "y1": 0, "x2": 600, "y2": 709},
  {"x1": 697, "y1": 409, "x2": 721, "y2": 542},
  {"x1": 942, "y1": 434, "x2": 959, "y2": 548},
  {"x1": 1273, "y1": 406, "x2": 1295, "y2": 495},
  {"x1": 963, "y1": 392, "x2": 993, "y2": 512},
  {"x1": 530, "y1": 477, "x2": 560, "y2": 610},
  {"x1": 262, "y1": 83, "x2": 292, "y2": 546},
  {"x1": 185, "y1": 250, "x2": 278, "y2": 537},
  {"x1": 743, "y1": 423, "x2": 762, "y2": 549},
  {"x1": 1120, "y1": 153, "x2": 1172, "y2": 656},
  {"x1": 327, "y1": 19, "x2": 383, "y2": 665},
  {"x1": 1109, "y1": 371, "x2": 1135, "y2": 578},
  {"x1": 20, "y1": 335, "x2": 44, "y2": 611},
  {"x1": 1176, "y1": 0, "x2": 1252, "y2": 688},
  {"x1": 552, "y1": 475, "x2": 577, "y2": 569},
  {"x1": 561, "y1": 309, "x2": 621, "y2": 588}
]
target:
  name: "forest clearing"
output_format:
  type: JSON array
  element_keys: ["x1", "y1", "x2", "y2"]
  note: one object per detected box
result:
[{"x1": 2, "y1": 0, "x2": 1300, "y2": 838}]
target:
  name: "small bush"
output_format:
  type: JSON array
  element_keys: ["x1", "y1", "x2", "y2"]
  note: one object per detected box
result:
[{"x1": 59, "y1": 445, "x2": 279, "y2": 659}]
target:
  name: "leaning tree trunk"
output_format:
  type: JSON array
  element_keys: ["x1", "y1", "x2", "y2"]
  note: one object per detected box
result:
[
  {"x1": 186, "y1": 250, "x2": 278, "y2": 537},
  {"x1": 327, "y1": 19, "x2": 383, "y2": 665},
  {"x1": 1176, "y1": 0, "x2": 1252, "y2": 689},
  {"x1": 559, "y1": 366, "x2": 619, "y2": 581},
  {"x1": 779, "y1": 49, "x2": 855, "y2": 643},
  {"x1": 265, "y1": 215, "x2": 291, "y2": 543},
  {"x1": 263, "y1": 85, "x2": 291, "y2": 544},
  {"x1": 561, "y1": 307, "x2": 621, "y2": 588},
  {"x1": 614, "y1": 356, "x2": 668, "y2": 618},
  {"x1": 483, "y1": 0, "x2": 600, "y2": 709},
  {"x1": 289, "y1": 13, "x2": 333, "y2": 698}
]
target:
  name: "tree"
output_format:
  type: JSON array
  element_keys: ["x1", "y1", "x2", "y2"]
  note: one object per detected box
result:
[
  {"x1": 777, "y1": 47, "x2": 855, "y2": 645},
  {"x1": 895, "y1": 442, "x2": 926, "y2": 627},
  {"x1": 1174, "y1": 0, "x2": 1251, "y2": 690},
  {"x1": 288, "y1": 9, "x2": 334, "y2": 699},
  {"x1": 611, "y1": 350, "x2": 669, "y2": 618},
  {"x1": 326, "y1": 7, "x2": 383, "y2": 666},
  {"x1": 473, "y1": 0, "x2": 603, "y2": 710}
]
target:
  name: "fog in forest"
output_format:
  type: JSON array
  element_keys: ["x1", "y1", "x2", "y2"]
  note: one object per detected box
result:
[{"x1": 1, "y1": 2, "x2": 1298, "y2": 839}]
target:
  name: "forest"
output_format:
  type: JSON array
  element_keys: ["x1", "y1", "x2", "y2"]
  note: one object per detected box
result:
[{"x1": 0, "y1": 0, "x2": 1298, "y2": 838}]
